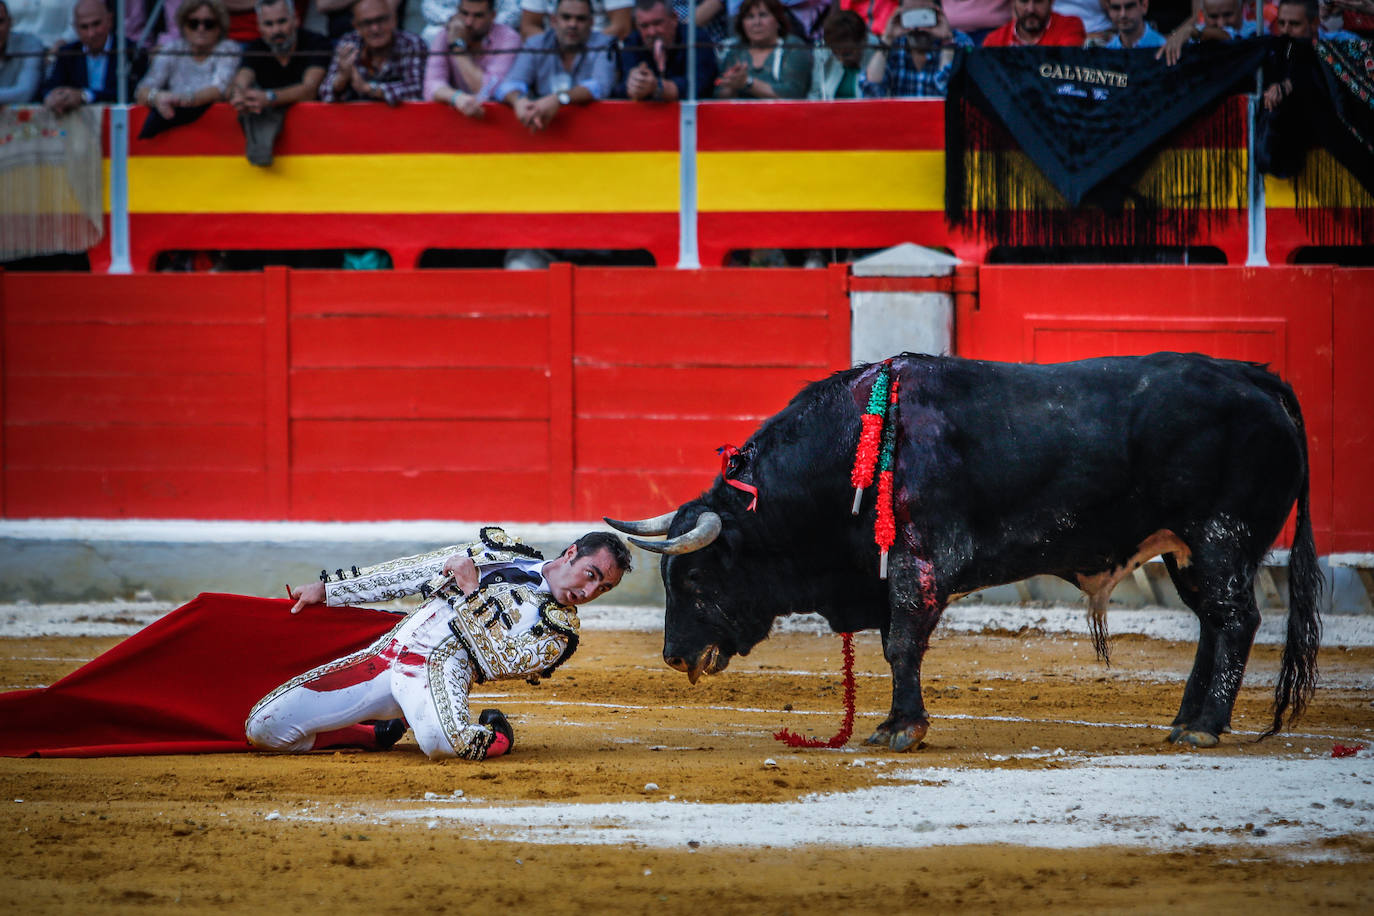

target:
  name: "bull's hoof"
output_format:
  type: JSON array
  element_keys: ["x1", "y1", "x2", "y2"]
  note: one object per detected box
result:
[
  {"x1": 866, "y1": 721, "x2": 928, "y2": 752},
  {"x1": 889, "y1": 722, "x2": 928, "y2": 752},
  {"x1": 1167, "y1": 725, "x2": 1185, "y2": 744},
  {"x1": 863, "y1": 729, "x2": 891, "y2": 748},
  {"x1": 1171, "y1": 729, "x2": 1219, "y2": 748}
]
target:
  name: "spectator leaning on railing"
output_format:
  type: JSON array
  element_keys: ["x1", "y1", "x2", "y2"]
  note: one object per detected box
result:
[
  {"x1": 1158, "y1": 0, "x2": 1255, "y2": 64},
  {"x1": 424, "y1": 0, "x2": 521, "y2": 116},
  {"x1": 1101, "y1": 0, "x2": 1166, "y2": 46},
  {"x1": 228, "y1": 0, "x2": 328, "y2": 165},
  {"x1": 0, "y1": 0, "x2": 43, "y2": 104},
  {"x1": 614, "y1": 0, "x2": 717, "y2": 100},
  {"x1": 497, "y1": 0, "x2": 614, "y2": 130},
  {"x1": 322, "y1": 0, "x2": 427, "y2": 103},
  {"x1": 41, "y1": 0, "x2": 147, "y2": 114},
  {"x1": 134, "y1": 0, "x2": 241, "y2": 127},
  {"x1": 809, "y1": 8, "x2": 877, "y2": 99},
  {"x1": 860, "y1": 0, "x2": 971, "y2": 97},
  {"x1": 982, "y1": 0, "x2": 1085, "y2": 43},
  {"x1": 715, "y1": 0, "x2": 812, "y2": 98}
]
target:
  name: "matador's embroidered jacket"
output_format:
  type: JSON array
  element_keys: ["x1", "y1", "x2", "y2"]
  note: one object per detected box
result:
[{"x1": 320, "y1": 527, "x2": 580, "y2": 683}]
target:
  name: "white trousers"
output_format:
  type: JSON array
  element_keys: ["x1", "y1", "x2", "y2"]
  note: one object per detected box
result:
[{"x1": 245, "y1": 600, "x2": 497, "y2": 760}]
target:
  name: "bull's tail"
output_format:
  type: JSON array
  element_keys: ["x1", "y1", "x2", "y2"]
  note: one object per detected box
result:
[{"x1": 1263, "y1": 377, "x2": 1322, "y2": 739}]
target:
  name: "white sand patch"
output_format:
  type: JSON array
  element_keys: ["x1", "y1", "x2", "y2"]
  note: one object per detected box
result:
[
  {"x1": 351, "y1": 751, "x2": 1374, "y2": 851},
  {"x1": 5, "y1": 600, "x2": 1371, "y2": 647}
]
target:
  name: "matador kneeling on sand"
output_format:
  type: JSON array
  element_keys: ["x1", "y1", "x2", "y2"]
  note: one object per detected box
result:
[{"x1": 246, "y1": 527, "x2": 631, "y2": 761}]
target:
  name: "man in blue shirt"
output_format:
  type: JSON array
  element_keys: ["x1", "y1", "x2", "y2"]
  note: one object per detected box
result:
[
  {"x1": 1103, "y1": 0, "x2": 1167, "y2": 46},
  {"x1": 498, "y1": 0, "x2": 616, "y2": 131}
]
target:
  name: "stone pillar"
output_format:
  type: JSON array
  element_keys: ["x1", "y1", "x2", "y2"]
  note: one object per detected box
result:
[{"x1": 849, "y1": 243, "x2": 961, "y2": 365}]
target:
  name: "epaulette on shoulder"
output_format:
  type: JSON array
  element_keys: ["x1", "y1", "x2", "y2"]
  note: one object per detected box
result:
[{"x1": 479, "y1": 525, "x2": 544, "y2": 560}]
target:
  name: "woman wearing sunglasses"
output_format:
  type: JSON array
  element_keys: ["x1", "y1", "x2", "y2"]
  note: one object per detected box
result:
[{"x1": 135, "y1": 0, "x2": 241, "y2": 120}]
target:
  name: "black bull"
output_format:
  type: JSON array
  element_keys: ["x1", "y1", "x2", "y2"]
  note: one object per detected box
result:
[{"x1": 608, "y1": 353, "x2": 1322, "y2": 751}]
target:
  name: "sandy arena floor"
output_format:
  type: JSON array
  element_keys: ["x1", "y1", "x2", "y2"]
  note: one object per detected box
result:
[{"x1": 1, "y1": 613, "x2": 1372, "y2": 913}]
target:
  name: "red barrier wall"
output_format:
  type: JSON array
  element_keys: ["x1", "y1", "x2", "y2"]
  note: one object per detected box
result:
[{"x1": 0, "y1": 266, "x2": 848, "y2": 522}]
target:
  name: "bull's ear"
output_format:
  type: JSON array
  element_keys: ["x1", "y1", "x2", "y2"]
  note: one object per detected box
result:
[{"x1": 723, "y1": 443, "x2": 757, "y2": 478}]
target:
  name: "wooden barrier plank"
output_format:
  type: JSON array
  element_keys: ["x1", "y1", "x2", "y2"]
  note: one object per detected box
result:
[
  {"x1": 4, "y1": 374, "x2": 265, "y2": 425},
  {"x1": 265, "y1": 267, "x2": 290, "y2": 518},
  {"x1": 5, "y1": 469, "x2": 271, "y2": 518},
  {"x1": 291, "y1": 316, "x2": 550, "y2": 368},
  {"x1": 574, "y1": 267, "x2": 833, "y2": 315},
  {"x1": 6, "y1": 323, "x2": 265, "y2": 376},
  {"x1": 575, "y1": 470, "x2": 720, "y2": 518},
  {"x1": 289, "y1": 367, "x2": 549, "y2": 420},
  {"x1": 291, "y1": 469, "x2": 551, "y2": 521},
  {"x1": 576, "y1": 314, "x2": 833, "y2": 367},
  {"x1": 291, "y1": 419, "x2": 549, "y2": 470},
  {"x1": 2, "y1": 275, "x2": 266, "y2": 323},
  {"x1": 575, "y1": 417, "x2": 763, "y2": 469},
  {"x1": 575, "y1": 366, "x2": 818, "y2": 417},
  {"x1": 5, "y1": 424, "x2": 263, "y2": 469},
  {"x1": 548, "y1": 264, "x2": 574, "y2": 518},
  {"x1": 287, "y1": 270, "x2": 549, "y2": 318}
]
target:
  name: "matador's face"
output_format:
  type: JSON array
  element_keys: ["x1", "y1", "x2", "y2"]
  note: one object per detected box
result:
[{"x1": 544, "y1": 545, "x2": 623, "y2": 606}]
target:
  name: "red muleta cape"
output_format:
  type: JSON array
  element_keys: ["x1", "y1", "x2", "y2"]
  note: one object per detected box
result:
[{"x1": 0, "y1": 593, "x2": 398, "y2": 757}]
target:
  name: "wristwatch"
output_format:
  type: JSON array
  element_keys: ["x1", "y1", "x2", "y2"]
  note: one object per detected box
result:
[
  {"x1": 449, "y1": 36, "x2": 467, "y2": 51},
  {"x1": 264, "y1": 89, "x2": 278, "y2": 104},
  {"x1": 744, "y1": 75, "x2": 754, "y2": 89},
  {"x1": 556, "y1": 90, "x2": 572, "y2": 105}
]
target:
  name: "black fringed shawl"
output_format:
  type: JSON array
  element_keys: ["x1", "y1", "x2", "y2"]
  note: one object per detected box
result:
[
  {"x1": 945, "y1": 41, "x2": 1269, "y2": 247},
  {"x1": 1288, "y1": 38, "x2": 1374, "y2": 245}
]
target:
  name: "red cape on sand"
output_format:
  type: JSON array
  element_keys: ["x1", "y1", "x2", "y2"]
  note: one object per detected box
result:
[{"x1": 0, "y1": 593, "x2": 399, "y2": 758}]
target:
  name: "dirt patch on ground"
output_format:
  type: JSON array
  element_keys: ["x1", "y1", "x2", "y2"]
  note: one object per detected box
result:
[{"x1": 1, "y1": 628, "x2": 1371, "y2": 913}]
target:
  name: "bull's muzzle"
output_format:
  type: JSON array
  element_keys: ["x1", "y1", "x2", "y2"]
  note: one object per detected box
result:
[{"x1": 665, "y1": 644, "x2": 721, "y2": 685}]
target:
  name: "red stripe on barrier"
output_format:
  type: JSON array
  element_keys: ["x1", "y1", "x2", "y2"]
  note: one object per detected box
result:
[
  {"x1": 127, "y1": 102, "x2": 680, "y2": 156},
  {"x1": 696, "y1": 99, "x2": 946, "y2": 151}
]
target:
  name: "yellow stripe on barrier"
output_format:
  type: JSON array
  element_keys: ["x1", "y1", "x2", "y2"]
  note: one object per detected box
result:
[
  {"x1": 126, "y1": 152, "x2": 680, "y2": 214},
  {"x1": 106, "y1": 149, "x2": 1349, "y2": 216},
  {"x1": 698, "y1": 150, "x2": 947, "y2": 212}
]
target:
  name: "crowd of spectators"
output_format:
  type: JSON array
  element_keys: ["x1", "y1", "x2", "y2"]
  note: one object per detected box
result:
[{"x1": 0, "y1": 0, "x2": 1369, "y2": 125}]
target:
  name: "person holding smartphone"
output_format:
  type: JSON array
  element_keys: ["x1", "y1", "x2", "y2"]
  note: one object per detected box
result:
[{"x1": 860, "y1": 0, "x2": 971, "y2": 98}]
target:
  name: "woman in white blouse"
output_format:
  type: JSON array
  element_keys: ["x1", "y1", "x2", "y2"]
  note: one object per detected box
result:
[{"x1": 135, "y1": 0, "x2": 239, "y2": 118}]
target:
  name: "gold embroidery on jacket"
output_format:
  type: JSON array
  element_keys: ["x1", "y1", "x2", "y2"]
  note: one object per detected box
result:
[{"x1": 442, "y1": 581, "x2": 578, "y2": 681}]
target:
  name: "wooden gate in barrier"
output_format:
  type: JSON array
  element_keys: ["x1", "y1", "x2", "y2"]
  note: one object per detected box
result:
[{"x1": 958, "y1": 264, "x2": 1374, "y2": 553}]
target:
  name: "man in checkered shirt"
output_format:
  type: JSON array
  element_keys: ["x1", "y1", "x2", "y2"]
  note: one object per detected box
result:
[{"x1": 859, "y1": 0, "x2": 972, "y2": 98}]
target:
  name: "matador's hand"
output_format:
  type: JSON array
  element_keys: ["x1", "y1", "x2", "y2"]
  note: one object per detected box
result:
[
  {"x1": 288, "y1": 581, "x2": 325, "y2": 614},
  {"x1": 442, "y1": 555, "x2": 480, "y2": 594}
]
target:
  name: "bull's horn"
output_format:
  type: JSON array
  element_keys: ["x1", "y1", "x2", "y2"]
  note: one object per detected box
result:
[
  {"x1": 630, "y1": 511, "x2": 722, "y2": 555},
  {"x1": 603, "y1": 511, "x2": 677, "y2": 537}
]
